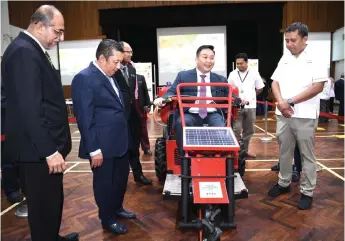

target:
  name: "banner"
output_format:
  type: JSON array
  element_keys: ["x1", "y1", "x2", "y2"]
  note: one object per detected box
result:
[
  {"x1": 134, "y1": 62, "x2": 154, "y2": 112},
  {"x1": 248, "y1": 59, "x2": 259, "y2": 72}
]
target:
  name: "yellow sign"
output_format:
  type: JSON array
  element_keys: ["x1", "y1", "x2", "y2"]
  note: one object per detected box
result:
[
  {"x1": 317, "y1": 127, "x2": 325, "y2": 131},
  {"x1": 335, "y1": 135, "x2": 344, "y2": 139}
]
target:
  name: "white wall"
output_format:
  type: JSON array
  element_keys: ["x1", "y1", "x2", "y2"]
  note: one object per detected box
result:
[
  {"x1": 332, "y1": 27, "x2": 344, "y2": 62},
  {"x1": 334, "y1": 60, "x2": 344, "y2": 80},
  {"x1": 1, "y1": 0, "x2": 11, "y2": 56}
]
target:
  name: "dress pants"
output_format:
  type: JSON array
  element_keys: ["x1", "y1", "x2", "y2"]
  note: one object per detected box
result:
[
  {"x1": 319, "y1": 99, "x2": 329, "y2": 122},
  {"x1": 19, "y1": 161, "x2": 63, "y2": 241},
  {"x1": 1, "y1": 141, "x2": 20, "y2": 196},
  {"x1": 128, "y1": 106, "x2": 143, "y2": 176},
  {"x1": 91, "y1": 153, "x2": 129, "y2": 224},
  {"x1": 135, "y1": 100, "x2": 150, "y2": 152},
  {"x1": 276, "y1": 116, "x2": 318, "y2": 197},
  {"x1": 233, "y1": 108, "x2": 256, "y2": 154},
  {"x1": 174, "y1": 112, "x2": 225, "y2": 156}
]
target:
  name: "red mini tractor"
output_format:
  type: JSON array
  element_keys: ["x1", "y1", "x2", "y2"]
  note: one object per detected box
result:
[{"x1": 153, "y1": 83, "x2": 248, "y2": 241}]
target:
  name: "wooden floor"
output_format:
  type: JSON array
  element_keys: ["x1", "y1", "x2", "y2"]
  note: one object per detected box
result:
[{"x1": 1, "y1": 113, "x2": 344, "y2": 241}]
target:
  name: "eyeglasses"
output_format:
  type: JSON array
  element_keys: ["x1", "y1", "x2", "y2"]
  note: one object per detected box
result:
[
  {"x1": 124, "y1": 51, "x2": 133, "y2": 55},
  {"x1": 51, "y1": 27, "x2": 64, "y2": 37}
]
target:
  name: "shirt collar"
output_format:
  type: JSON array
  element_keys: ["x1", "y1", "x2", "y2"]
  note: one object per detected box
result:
[
  {"x1": 93, "y1": 61, "x2": 110, "y2": 78},
  {"x1": 23, "y1": 30, "x2": 46, "y2": 53},
  {"x1": 196, "y1": 68, "x2": 210, "y2": 79},
  {"x1": 237, "y1": 67, "x2": 249, "y2": 74}
]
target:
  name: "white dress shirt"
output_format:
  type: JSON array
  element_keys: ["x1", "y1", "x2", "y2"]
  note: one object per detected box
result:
[{"x1": 189, "y1": 69, "x2": 217, "y2": 113}]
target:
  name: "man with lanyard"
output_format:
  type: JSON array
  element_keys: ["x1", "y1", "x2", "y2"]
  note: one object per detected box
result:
[
  {"x1": 268, "y1": 22, "x2": 327, "y2": 210},
  {"x1": 228, "y1": 53, "x2": 265, "y2": 161}
]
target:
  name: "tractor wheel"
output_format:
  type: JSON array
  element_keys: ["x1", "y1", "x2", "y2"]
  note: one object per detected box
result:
[{"x1": 155, "y1": 137, "x2": 167, "y2": 182}]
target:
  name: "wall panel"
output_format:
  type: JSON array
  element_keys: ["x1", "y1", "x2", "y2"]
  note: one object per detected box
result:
[{"x1": 282, "y1": 1, "x2": 344, "y2": 32}]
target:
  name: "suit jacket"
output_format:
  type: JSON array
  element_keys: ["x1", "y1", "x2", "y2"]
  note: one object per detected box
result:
[
  {"x1": 137, "y1": 74, "x2": 151, "y2": 110},
  {"x1": 162, "y1": 68, "x2": 230, "y2": 112},
  {"x1": 114, "y1": 63, "x2": 137, "y2": 120},
  {"x1": 1, "y1": 32, "x2": 71, "y2": 161},
  {"x1": 71, "y1": 62, "x2": 129, "y2": 159}
]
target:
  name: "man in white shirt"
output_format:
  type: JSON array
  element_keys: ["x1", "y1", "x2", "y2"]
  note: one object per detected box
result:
[
  {"x1": 228, "y1": 53, "x2": 265, "y2": 162},
  {"x1": 268, "y1": 22, "x2": 327, "y2": 210}
]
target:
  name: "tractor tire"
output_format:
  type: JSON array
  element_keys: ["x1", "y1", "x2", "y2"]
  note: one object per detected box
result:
[{"x1": 155, "y1": 137, "x2": 167, "y2": 182}]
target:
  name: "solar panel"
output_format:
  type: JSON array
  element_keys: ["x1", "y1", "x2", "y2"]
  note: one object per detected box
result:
[{"x1": 183, "y1": 127, "x2": 239, "y2": 150}]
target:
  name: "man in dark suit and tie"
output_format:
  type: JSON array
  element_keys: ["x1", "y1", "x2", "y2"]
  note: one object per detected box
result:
[
  {"x1": 136, "y1": 74, "x2": 152, "y2": 156},
  {"x1": 71, "y1": 39, "x2": 136, "y2": 235},
  {"x1": 114, "y1": 42, "x2": 152, "y2": 185},
  {"x1": 1, "y1": 5, "x2": 78, "y2": 241},
  {"x1": 154, "y1": 45, "x2": 237, "y2": 156}
]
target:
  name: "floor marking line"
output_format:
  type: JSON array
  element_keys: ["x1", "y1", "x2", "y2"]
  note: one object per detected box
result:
[{"x1": 316, "y1": 161, "x2": 345, "y2": 181}]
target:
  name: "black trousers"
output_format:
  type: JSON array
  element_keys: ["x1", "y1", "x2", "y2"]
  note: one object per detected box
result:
[
  {"x1": 1, "y1": 141, "x2": 20, "y2": 196},
  {"x1": 319, "y1": 99, "x2": 329, "y2": 122},
  {"x1": 19, "y1": 161, "x2": 64, "y2": 241},
  {"x1": 91, "y1": 153, "x2": 129, "y2": 224},
  {"x1": 128, "y1": 110, "x2": 143, "y2": 176}
]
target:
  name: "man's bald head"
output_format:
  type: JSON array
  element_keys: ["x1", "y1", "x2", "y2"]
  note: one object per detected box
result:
[
  {"x1": 30, "y1": 5, "x2": 61, "y2": 26},
  {"x1": 28, "y1": 5, "x2": 65, "y2": 50},
  {"x1": 119, "y1": 41, "x2": 133, "y2": 64}
]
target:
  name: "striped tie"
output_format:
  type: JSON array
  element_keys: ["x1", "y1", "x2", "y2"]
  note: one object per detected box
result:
[{"x1": 199, "y1": 74, "x2": 207, "y2": 119}]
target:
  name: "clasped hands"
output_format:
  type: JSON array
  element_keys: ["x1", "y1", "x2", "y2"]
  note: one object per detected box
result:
[{"x1": 277, "y1": 100, "x2": 294, "y2": 118}]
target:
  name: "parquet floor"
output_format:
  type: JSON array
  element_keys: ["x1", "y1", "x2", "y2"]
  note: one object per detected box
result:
[{"x1": 1, "y1": 113, "x2": 344, "y2": 241}]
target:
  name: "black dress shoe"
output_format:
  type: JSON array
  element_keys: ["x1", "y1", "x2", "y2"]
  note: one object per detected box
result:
[
  {"x1": 59, "y1": 232, "x2": 79, "y2": 241},
  {"x1": 143, "y1": 150, "x2": 152, "y2": 156},
  {"x1": 102, "y1": 221, "x2": 128, "y2": 235},
  {"x1": 298, "y1": 193, "x2": 313, "y2": 210},
  {"x1": 271, "y1": 162, "x2": 280, "y2": 171},
  {"x1": 292, "y1": 170, "x2": 300, "y2": 182},
  {"x1": 134, "y1": 174, "x2": 152, "y2": 185},
  {"x1": 268, "y1": 183, "x2": 290, "y2": 197},
  {"x1": 116, "y1": 208, "x2": 136, "y2": 219},
  {"x1": 7, "y1": 191, "x2": 23, "y2": 204}
]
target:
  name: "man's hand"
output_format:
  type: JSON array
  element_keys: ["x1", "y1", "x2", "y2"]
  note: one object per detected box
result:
[
  {"x1": 91, "y1": 152, "x2": 103, "y2": 169},
  {"x1": 47, "y1": 152, "x2": 67, "y2": 174},
  {"x1": 153, "y1": 97, "x2": 165, "y2": 107},
  {"x1": 277, "y1": 100, "x2": 291, "y2": 112},
  {"x1": 281, "y1": 106, "x2": 294, "y2": 118},
  {"x1": 241, "y1": 99, "x2": 249, "y2": 106}
]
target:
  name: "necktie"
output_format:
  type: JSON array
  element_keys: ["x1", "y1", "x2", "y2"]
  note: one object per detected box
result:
[
  {"x1": 45, "y1": 51, "x2": 54, "y2": 68},
  {"x1": 135, "y1": 76, "x2": 138, "y2": 100},
  {"x1": 122, "y1": 66, "x2": 129, "y2": 85},
  {"x1": 199, "y1": 74, "x2": 207, "y2": 119}
]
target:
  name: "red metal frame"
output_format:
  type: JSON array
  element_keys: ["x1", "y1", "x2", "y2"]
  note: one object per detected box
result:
[{"x1": 176, "y1": 82, "x2": 234, "y2": 128}]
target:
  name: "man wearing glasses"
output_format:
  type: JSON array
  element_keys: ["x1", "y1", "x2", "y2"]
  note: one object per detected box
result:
[
  {"x1": 114, "y1": 42, "x2": 152, "y2": 185},
  {"x1": 2, "y1": 5, "x2": 78, "y2": 241}
]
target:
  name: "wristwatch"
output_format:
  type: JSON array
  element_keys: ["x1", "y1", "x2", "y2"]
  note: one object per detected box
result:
[{"x1": 287, "y1": 98, "x2": 294, "y2": 107}]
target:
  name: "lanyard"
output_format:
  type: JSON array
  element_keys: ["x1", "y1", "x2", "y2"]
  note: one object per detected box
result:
[{"x1": 237, "y1": 70, "x2": 249, "y2": 83}]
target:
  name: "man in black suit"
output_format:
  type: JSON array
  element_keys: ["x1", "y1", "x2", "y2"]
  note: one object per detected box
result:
[
  {"x1": 1, "y1": 5, "x2": 78, "y2": 241},
  {"x1": 72, "y1": 39, "x2": 135, "y2": 235},
  {"x1": 114, "y1": 42, "x2": 152, "y2": 185},
  {"x1": 136, "y1": 74, "x2": 152, "y2": 156}
]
